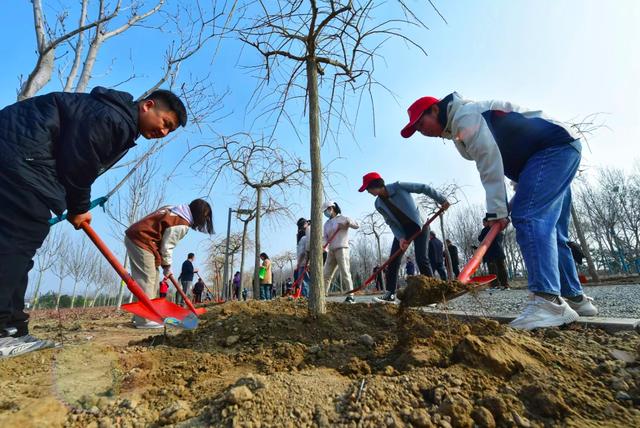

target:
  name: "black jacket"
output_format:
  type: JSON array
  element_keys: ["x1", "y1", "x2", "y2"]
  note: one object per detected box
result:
[
  {"x1": 0, "y1": 87, "x2": 139, "y2": 215},
  {"x1": 180, "y1": 260, "x2": 195, "y2": 282},
  {"x1": 428, "y1": 237, "x2": 444, "y2": 267},
  {"x1": 447, "y1": 244, "x2": 459, "y2": 266},
  {"x1": 478, "y1": 226, "x2": 506, "y2": 261}
]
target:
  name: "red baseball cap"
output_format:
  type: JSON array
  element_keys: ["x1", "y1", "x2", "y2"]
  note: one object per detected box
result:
[
  {"x1": 400, "y1": 96, "x2": 439, "y2": 138},
  {"x1": 358, "y1": 172, "x2": 383, "y2": 192}
]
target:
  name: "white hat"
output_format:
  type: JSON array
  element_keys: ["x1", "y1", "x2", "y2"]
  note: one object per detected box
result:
[{"x1": 321, "y1": 201, "x2": 336, "y2": 211}]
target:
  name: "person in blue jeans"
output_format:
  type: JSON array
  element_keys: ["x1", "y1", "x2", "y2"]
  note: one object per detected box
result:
[
  {"x1": 358, "y1": 173, "x2": 449, "y2": 303},
  {"x1": 295, "y1": 218, "x2": 311, "y2": 298},
  {"x1": 401, "y1": 92, "x2": 598, "y2": 329}
]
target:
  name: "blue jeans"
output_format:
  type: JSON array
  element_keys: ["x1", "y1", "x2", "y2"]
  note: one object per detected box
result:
[
  {"x1": 260, "y1": 284, "x2": 272, "y2": 300},
  {"x1": 511, "y1": 141, "x2": 583, "y2": 297},
  {"x1": 293, "y1": 267, "x2": 310, "y2": 297}
]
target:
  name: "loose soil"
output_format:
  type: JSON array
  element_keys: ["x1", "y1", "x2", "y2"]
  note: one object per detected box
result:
[
  {"x1": 1, "y1": 299, "x2": 639, "y2": 427},
  {"x1": 397, "y1": 275, "x2": 477, "y2": 308}
]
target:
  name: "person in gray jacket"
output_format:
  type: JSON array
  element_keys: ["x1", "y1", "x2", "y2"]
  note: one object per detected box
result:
[{"x1": 358, "y1": 172, "x2": 449, "y2": 302}]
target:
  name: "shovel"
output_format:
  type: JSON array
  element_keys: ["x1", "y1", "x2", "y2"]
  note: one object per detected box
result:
[
  {"x1": 347, "y1": 206, "x2": 448, "y2": 295},
  {"x1": 165, "y1": 274, "x2": 207, "y2": 316},
  {"x1": 445, "y1": 221, "x2": 507, "y2": 299},
  {"x1": 80, "y1": 222, "x2": 199, "y2": 329}
]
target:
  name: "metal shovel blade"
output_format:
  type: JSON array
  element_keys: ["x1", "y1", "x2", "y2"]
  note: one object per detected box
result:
[{"x1": 122, "y1": 298, "x2": 200, "y2": 330}]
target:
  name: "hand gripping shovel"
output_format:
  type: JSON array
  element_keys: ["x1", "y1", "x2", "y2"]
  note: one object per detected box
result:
[
  {"x1": 291, "y1": 228, "x2": 341, "y2": 298},
  {"x1": 80, "y1": 223, "x2": 199, "y2": 329},
  {"x1": 165, "y1": 274, "x2": 207, "y2": 316},
  {"x1": 347, "y1": 206, "x2": 448, "y2": 295}
]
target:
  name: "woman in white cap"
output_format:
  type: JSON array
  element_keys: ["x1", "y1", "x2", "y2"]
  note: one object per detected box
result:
[{"x1": 322, "y1": 201, "x2": 359, "y2": 303}]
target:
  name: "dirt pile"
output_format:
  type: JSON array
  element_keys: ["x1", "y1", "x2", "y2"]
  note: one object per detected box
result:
[
  {"x1": 0, "y1": 300, "x2": 639, "y2": 427},
  {"x1": 397, "y1": 275, "x2": 476, "y2": 307}
]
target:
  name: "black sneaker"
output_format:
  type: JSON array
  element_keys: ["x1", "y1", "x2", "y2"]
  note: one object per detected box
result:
[
  {"x1": 344, "y1": 295, "x2": 356, "y2": 304},
  {"x1": 373, "y1": 292, "x2": 396, "y2": 304}
]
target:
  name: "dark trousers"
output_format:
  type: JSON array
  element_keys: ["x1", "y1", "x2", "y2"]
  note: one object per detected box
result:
[
  {"x1": 488, "y1": 259, "x2": 510, "y2": 288},
  {"x1": 385, "y1": 227, "x2": 432, "y2": 293},
  {"x1": 431, "y1": 262, "x2": 447, "y2": 280},
  {"x1": 0, "y1": 178, "x2": 51, "y2": 336},
  {"x1": 193, "y1": 292, "x2": 202, "y2": 303},
  {"x1": 452, "y1": 263, "x2": 460, "y2": 278}
]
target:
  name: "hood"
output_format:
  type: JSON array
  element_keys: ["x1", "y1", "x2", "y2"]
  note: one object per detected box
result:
[
  {"x1": 441, "y1": 92, "x2": 472, "y2": 140},
  {"x1": 90, "y1": 86, "x2": 139, "y2": 136},
  {"x1": 169, "y1": 204, "x2": 194, "y2": 225}
]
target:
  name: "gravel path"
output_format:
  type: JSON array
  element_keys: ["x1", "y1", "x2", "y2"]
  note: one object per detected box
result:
[{"x1": 330, "y1": 283, "x2": 640, "y2": 318}]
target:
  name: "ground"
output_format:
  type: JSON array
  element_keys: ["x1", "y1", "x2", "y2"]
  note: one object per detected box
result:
[{"x1": 0, "y1": 294, "x2": 639, "y2": 427}]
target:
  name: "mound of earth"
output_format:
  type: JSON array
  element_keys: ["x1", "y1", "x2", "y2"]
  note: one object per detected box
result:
[
  {"x1": 398, "y1": 275, "x2": 476, "y2": 307},
  {"x1": 0, "y1": 299, "x2": 639, "y2": 427}
]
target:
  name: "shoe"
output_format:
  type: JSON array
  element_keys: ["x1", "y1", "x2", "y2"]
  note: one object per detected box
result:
[
  {"x1": 134, "y1": 320, "x2": 164, "y2": 329},
  {"x1": 344, "y1": 295, "x2": 356, "y2": 304},
  {"x1": 373, "y1": 292, "x2": 396, "y2": 304},
  {"x1": 0, "y1": 335, "x2": 56, "y2": 359},
  {"x1": 509, "y1": 294, "x2": 579, "y2": 330},
  {"x1": 565, "y1": 294, "x2": 598, "y2": 317}
]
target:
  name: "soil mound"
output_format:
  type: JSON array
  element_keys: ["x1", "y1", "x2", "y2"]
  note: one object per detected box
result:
[
  {"x1": 398, "y1": 275, "x2": 475, "y2": 307},
  {"x1": 1, "y1": 299, "x2": 639, "y2": 427}
]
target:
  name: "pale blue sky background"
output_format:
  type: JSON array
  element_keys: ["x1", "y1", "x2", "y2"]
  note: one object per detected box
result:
[{"x1": 1, "y1": 1, "x2": 638, "y2": 296}]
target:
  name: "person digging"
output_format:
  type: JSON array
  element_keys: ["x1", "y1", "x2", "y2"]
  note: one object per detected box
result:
[
  {"x1": 0, "y1": 87, "x2": 187, "y2": 358},
  {"x1": 359, "y1": 172, "x2": 450, "y2": 303},
  {"x1": 400, "y1": 92, "x2": 597, "y2": 329}
]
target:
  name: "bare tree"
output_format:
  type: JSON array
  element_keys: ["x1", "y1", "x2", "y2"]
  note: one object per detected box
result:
[
  {"x1": 51, "y1": 241, "x2": 71, "y2": 310},
  {"x1": 31, "y1": 226, "x2": 64, "y2": 309},
  {"x1": 196, "y1": 133, "x2": 308, "y2": 298},
  {"x1": 239, "y1": 0, "x2": 443, "y2": 315},
  {"x1": 359, "y1": 211, "x2": 388, "y2": 265},
  {"x1": 19, "y1": 0, "x2": 228, "y2": 101},
  {"x1": 66, "y1": 239, "x2": 91, "y2": 308}
]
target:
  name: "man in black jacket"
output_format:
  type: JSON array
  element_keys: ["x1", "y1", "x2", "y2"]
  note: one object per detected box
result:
[
  {"x1": 428, "y1": 231, "x2": 447, "y2": 279},
  {"x1": 445, "y1": 239, "x2": 460, "y2": 278},
  {"x1": 0, "y1": 87, "x2": 187, "y2": 358}
]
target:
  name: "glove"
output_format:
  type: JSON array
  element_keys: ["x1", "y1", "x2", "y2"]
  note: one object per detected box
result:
[{"x1": 162, "y1": 265, "x2": 172, "y2": 277}]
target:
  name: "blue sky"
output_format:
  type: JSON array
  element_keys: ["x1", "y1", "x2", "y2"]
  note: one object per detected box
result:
[{"x1": 1, "y1": 0, "x2": 639, "y2": 296}]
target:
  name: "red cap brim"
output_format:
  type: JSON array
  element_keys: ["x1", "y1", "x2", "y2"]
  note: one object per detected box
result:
[
  {"x1": 401, "y1": 119, "x2": 418, "y2": 138},
  {"x1": 358, "y1": 183, "x2": 368, "y2": 192}
]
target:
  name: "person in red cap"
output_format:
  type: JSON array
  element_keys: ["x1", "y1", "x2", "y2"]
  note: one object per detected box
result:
[
  {"x1": 358, "y1": 172, "x2": 449, "y2": 303},
  {"x1": 400, "y1": 92, "x2": 597, "y2": 329}
]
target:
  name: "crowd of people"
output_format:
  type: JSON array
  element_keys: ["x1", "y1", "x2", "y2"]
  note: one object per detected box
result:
[{"x1": 0, "y1": 85, "x2": 599, "y2": 358}]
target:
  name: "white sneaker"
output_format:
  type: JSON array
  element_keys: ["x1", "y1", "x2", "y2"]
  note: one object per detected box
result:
[
  {"x1": 565, "y1": 294, "x2": 598, "y2": 317},
  {"x1": 0, "y1": 335, "x2": 56, "y2": 358},
  {"x1": 509, "y1": 294, "x2": 580, "y2": 330},
  {"x1": 134, "y1": 320, "x2": 164, "y2": 329}
]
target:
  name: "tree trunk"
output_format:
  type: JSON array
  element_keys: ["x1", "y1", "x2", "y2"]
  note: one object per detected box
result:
[
  {"x1": 115, "y1": 253, "x2": 129, "y2": 310},
  {"x1": 306, "y1": 56, "x2": 325, "y2": 316},
  {"x1": 240, "y1": 220, "x2": 248, "y2": 291},
  {"x1": 32, "y1": 271, "x2": 44, "y2": 310},
  {"x1": 70, "y1": 282, "x2": 78, "y2": 309},
  {"x1": 570, "y1": 203, "x2": 600, "y2": 282},
  {"x1": 75, "y1": 28, "x2": 104, "y2": 92},
  {"x1": 440, "y1": 216, "x2": 453, "y2": 279},
  {"x1": 253, "y1": 187, "x2": 262, "y2": 299},
  {"x1": 55, "y1": 276, "x2": 64, "y2": 310}
]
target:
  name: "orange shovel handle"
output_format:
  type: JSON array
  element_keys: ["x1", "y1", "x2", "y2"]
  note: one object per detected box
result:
[
  {"x1": 166, "y1": 274, "x2": 199, "y2": 315},
  {"x1": 457, "y1": 222, "x2": 505, "y2": 284},
  {"x1": 80, "y1": 222, "x2": 164, "y2": 322}
]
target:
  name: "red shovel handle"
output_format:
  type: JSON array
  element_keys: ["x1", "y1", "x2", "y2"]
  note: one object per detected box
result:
[
  {"x1": 80, "y1": 222, "x2": 163, "y2": 321},
  {"x1": 166, "y1": 273, "x2": 199, "y2": 315},
  {"x1": 457, "y1": 222, "x2": 505, "y2": 284},
  {"x1": 348, "y1": 205, "x2": 447, "y2": 295}
]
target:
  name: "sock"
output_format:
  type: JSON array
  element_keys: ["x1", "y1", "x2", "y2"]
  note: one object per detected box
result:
[
  {"x1": 564, "y1": 294, "x2": 584, "y2": 303},
  {"x1": 534, "y1": 292, "x2": 561, "y2": 304}
]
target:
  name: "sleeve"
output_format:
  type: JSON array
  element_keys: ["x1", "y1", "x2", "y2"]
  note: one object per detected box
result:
[
  {"x1": 56, "y1": 115, "x2": 129, "y2": 215},
  {"x1": 397, "y1": 182, "x2": 447, "y2": 205},
  {"x1": 160, "y1": 225, "x2": 190, "y2": 266},
  {"x1": 375, "y1": 202, "x2": 405, "y2": 240},
  {"x1": 453, "y1": 113, "x2": 509, "y2": 219},
  {"x1": 346, "y1": 216, "x2": 359, "y2": 229}
]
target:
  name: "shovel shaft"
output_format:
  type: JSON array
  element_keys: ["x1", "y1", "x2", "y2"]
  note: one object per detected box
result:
[
  {"x1": 80, "y1": 222, "x2": 163, "y2": 321},
  {"x1": 349, "y1": 206, "x2": 447, "y2": 294},
  {"x1": 166, "y1": 274, "x2": 199, "y2": 314},
  {"x1": 457, "y1": 222, "x2": 504, "y2": 284}
]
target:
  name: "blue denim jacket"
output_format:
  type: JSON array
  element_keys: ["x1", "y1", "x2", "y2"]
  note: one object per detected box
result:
[{"x1": 375, "y1": 182, "x2": 446, "y2": 240}]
